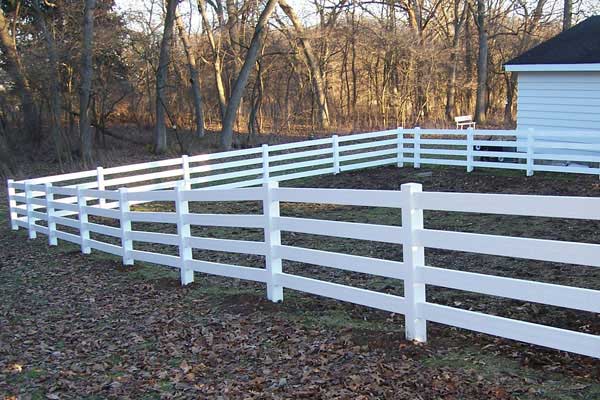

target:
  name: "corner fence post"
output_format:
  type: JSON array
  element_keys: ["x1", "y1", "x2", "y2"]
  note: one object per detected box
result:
[
  {"x1": 7, "y1": 179, "x2": 18, "y2": 231},
  {"x1": 182, "y1": 155, "x2": 191, "y2": 190},
  {"x1": 119, "y1": 188, "x2": 133, "y2": 265},
  {"x1": 332, "y1": 135, "x2": 340, "y2": 174},
  {"x1": 45, "y1": 183, "x2": 57, "y2": 246},
  {"x1": 96, "y1": 167, "x2": 105, "y2": 208},
  {"x1": 397, "y1": 127, "x2": 404, "y2": 167},
  {"x1": 262, "y1": 144, "x2": 270, "y2": 182},
  {"x1": 526, "y1": 128, "x2": 535, "y2": 177},
  {"x1": 263, "y1": 180, "x2": 283, "y2": 302},
  {"x1": 24, "y1": 182, "x2": 36, "y2": 239},
  {"x1": 176, "y1": 182, "x2": 194, "y2": 285},
  {"x1": 401, "y1": 182, "x2": 426, "y2": 342},
  {"x1": 466, "y1": 128, "x2": 474, "y2": 173},
  {"x1": 77, "y1": 187, "x2": 91, "y2": 254},
  {"x1": 414, "y1": 127, "x2": 421, "y2": 169}
]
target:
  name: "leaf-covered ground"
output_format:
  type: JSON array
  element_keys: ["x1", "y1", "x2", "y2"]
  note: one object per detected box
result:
[{"x1": 2, "y1": 165, "x2": 600, "y2": 399}]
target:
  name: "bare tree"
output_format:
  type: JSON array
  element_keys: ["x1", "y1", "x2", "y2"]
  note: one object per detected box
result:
[
  {"x1": 32, "y1": 0, "x2": 71, "y2": 166},
  {"x1": 279, "y1": 0, "x2": 330, "y2": 129},
  {"x1": 0, "y1": 7, "x2": 39, "y2": 140},
  {"x1": 155, "y1": 0, "x2": 179, "y2": 154},
  {"x1": 80, "y1": 0, "x2": 97, "y2": 166},
  {"x1": 197, "y1": 0, "x2": 227, "y2": 120},
  {"x1": 441, "y1": 0, "x2": 468, "y2": 120},
  {"x1": 175, "y1": 9, "x2": 205, "y2": 137},
  {"x1": 472, "y1": 0, "x2": 488, "y2": 124},
  {"x1": 220, "y1": 0, "x2": 279, "y2": 150},
  {"x1": 563, "y1": 0, "x2": 572, "y2": 30}
]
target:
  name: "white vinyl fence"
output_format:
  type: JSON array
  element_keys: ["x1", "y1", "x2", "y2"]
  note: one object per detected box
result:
[{"x1": 5, "y1": 127, "x2": 600, "y2": 359}]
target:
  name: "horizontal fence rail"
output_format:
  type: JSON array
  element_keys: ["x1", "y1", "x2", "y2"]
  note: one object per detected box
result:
[{"x1": 6, "y1": 127, "x2": 600, "y2": 359}]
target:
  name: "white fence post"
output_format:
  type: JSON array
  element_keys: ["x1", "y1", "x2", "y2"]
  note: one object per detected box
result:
[
  {"x1": 263, "y1": 180, "x2": 283, "y2": 302},
  {"x1": 96, "y1": 166, "x2": 105, "y2": 207},
  {"x1": 181, "y1": 155, "x2": 191, "y2": 189},
  {"x1": 77, "y1": 187, "x2": 91, "y2": 254},
  {"x1": 262, "y1": 144, "x2": 270, "y2": 182},
  {"x1": 118, "y1": 188, "x2": 133, "y2": 265},
  {"x1": 414, "y1": 127, "x2": 421, "y2": 169},
  {"x1": 7, "y1": 179, "x2": 18, "y2": 231},
  {"x1": 176, "y1": 182, "x2": 194, "y2": 285},
  {"x1": 527, "y1": 128, "x2": 535, "y2": 177},
  {"x1": 466, "y1": 128, "x2": 474, "y2": 173},
  {"x1": 397, "y1": 127, "x2": 404, "y2": 167},
  {"x1": 24, "y1": 182, "x2": 36, "y2": 239},
  {"x1": 45, "y1": 183, "x2": 57, "y2": 246},
  {"x1": 332, "y1": 135, "x2": 340, "y2": 174},
  {"x1": 401, "y1": 182, "x2": 426, "y2": 342}
]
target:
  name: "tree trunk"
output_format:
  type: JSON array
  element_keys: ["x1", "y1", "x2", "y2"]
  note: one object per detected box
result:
[
  {"x1": 220, "y1": 0, "x2": 279, "y2": 150},
  {"x1": 197, "y1": 0, "x2": 227, "y2": 120},
  {"x1": 563, "y1": 0, "x2": 572, "y2": 31},
  {"x1": 0, "y1": 8, "x2": 40, "y2": 141},
  {"x1": 504, "y1": 73, "x2": 516, "y2": 126},
  {"x1": 445, "y1": 52, "x2": 458, "y2": 121},
  {"x1": 175, "y1": 10, "x2": 205, "y2": 137},
  {"x1": 32, "y1": 0, "x2": 71, "y2": 166},
  {"x1": 80, "y1": 0, "x2": 96, "y2": 167},
  {"x1": 464, "y1": 18, "x2": 474, "y2": 114},
  {"x1": 279, "y1": 0, "x2": 330, "y2": 129},
  {"x1": 445, "y1": 0, "x2": 467, "y2": 121},
  {"x1": 154, "y1": 0, "x2": 178, "y2": 154},
  {"x1": 474, "y1": 0, "x2": 488, "y2": 125}
]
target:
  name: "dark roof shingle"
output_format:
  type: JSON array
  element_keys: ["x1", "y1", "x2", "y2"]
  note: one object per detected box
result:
[{"x1": 506, "y1": 16, "x2": 600, "y2": 65}]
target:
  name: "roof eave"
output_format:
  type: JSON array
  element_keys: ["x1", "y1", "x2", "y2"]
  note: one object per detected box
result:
[{"x1": 505, "y1": 63, "x2": 600, "y2": 72}]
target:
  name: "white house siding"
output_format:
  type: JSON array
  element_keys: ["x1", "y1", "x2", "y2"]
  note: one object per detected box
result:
[{"x1": 516, "y1": 71, "x2": 600, "y2": 156}]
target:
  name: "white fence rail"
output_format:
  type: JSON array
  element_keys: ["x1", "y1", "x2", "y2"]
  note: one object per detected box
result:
[
  {"x1": 5, "y1": 181, "x2": 600, "y2": 358},
  {"x1": 5, "y1": 127, "x2": 600, "y2": 358}
]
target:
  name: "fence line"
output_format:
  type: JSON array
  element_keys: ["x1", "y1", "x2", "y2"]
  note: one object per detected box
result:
[
  {"x1": 5, "y1": 127, "x2": 600, "y2": 358},
  {"x1": 5, "y1": 178, "x2": 600, "y2": 358}
]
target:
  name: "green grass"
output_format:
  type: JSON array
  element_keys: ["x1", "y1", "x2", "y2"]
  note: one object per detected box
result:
[{"x1": 423, "y1": 348, "x2": 600, "y2": 400}]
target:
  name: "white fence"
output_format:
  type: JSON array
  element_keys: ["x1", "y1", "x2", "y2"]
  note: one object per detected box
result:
[
  {"x1": 5, "y1": 181, "x2": 600, "y2": 358},
  {"x1": 5, "y1": 127, "x2": 600, "y2": 359}
]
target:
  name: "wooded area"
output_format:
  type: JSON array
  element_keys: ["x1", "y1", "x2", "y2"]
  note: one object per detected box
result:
[{"x1": 0, "y1": 0, "x2": 597, "y2": 173}]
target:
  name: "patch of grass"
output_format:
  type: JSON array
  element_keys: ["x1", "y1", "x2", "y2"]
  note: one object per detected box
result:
[
  {"x1": 125, "y1": 263, "x2": 179, "y2": 281},
  {"x1": 294, "y1": 308, "x2": 392, "y2": 332},
  {"x1": 423, "y1": 348, "x2": 600, "y2": 400}
]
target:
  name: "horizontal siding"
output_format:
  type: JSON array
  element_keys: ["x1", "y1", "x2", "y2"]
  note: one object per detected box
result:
[
  {"x1": 519, "y1": 97, "x2": 600, "y2": 107},
  {"x1": 518, "y1": 82, "x2": 600, "y2": 91},
  {"x1": 517, "y1": 72, "x2": 600, "y2": 137},
  {"x1": 518, "y1": 104, "x2": 599, "y2": 114},
  {"x1": 518, "y1": 71, "x2": 600, "y2": 82}
]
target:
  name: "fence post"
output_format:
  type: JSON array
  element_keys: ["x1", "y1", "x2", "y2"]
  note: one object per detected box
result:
[
  {"x1": 526, "y1": 128, "x2": 535, "y2": 177},
  {"x1": 397, "y1": 127, "x2": 404, "y2": 167},
  {"x1": 45, "y1": 183, "x2": 57, "y2": 246},
  {"x1": 24, "y1": 182, "x2": 37, "y2": 239},
  {"x1": 332, "y1": 135, "x2": 340, "y2": 174},
  {"x1": 175, "y1": 182, "x2": 194, "y2": 285},
  {"x1": 262, "y1": 144, "x2": 270, "y2": 182},
  {"x1": 7, "y1": 179, "x2": 18, "y2": 231},
  {"x1": 414, "y1": 127, "x2": 421, "y2": 169},
  {"x1": 77, "y1": 187, "x2": 91, "y2": 254},
  {"x1": 263, "y1": 180, "x2": 283, "y2": 302},
  {"x1": 118, "y1": 188, "x2": 133, "y2": 265},
  {"x1": 401, "y1": 182, "x2": 426, "y2": 342},
  {"x1": 182, "y1": 155, "x2": 191, "y2": 189},
  {"x1": 466, "y1": 128, "x2": 474, "y2": 173},
  {"x1": 96, "y1": 166, "x2": 105, "y2": 208}
]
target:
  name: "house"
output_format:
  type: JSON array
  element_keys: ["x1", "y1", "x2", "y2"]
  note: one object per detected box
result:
[{"x1": 504, "y1": 16, "x2": 600, "y2": 156}]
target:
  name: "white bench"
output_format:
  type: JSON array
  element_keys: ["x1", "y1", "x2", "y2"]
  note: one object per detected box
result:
[{"x1": 455, "y1": 115, "x2": 476, "y2": 129}]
